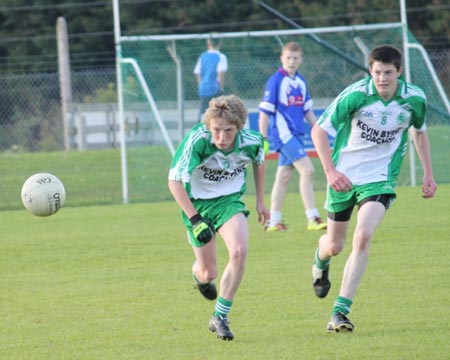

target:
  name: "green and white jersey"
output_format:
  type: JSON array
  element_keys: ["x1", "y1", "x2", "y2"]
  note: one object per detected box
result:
[
  {"x1": 318, "y1": 76, "x2": 427, "y2": 185},
  {"x1": 168, "y1": 123, "x2": 265, "y2": 200}
]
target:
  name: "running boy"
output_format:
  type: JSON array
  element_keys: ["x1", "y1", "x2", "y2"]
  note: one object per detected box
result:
[
  {"x1": 311, "y1": 45, "x2": 437, "y2": 332},
  {"x1": 168, "y1": 95, "x2": 269, "y2": 341},
  {"x1": 258, "y1": 41, "x2": 326, "y2": 232}
]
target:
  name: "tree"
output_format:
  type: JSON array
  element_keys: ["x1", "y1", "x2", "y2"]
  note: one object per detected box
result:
[{"x1": 0, "y1": 0, "x2": 448, "y2": 74}]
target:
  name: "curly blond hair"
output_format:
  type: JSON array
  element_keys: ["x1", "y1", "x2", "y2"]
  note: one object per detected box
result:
[{"x1": 202, "y1": 95, "x2": 247, "y2": 130}]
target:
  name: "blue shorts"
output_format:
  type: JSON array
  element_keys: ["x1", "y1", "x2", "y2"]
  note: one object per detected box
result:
[{"x1": 278, "y1": 135, "x2": 307, "y2": 166}]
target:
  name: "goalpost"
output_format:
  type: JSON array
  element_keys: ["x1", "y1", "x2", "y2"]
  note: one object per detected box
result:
[{"x1": 112, "y1": 1, "x2": 449, "y2": 204}]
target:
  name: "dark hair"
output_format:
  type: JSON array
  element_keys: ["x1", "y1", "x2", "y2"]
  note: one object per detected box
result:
[{"x1": 369, "y1": 45, "x2": 402, "y2": 70}]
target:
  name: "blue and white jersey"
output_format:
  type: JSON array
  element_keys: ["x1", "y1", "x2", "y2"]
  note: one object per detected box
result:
[
  {"x1": 194, "y1": 50, "x2": 228, "y2": 97},
  {"x1": 259, "y1": 68, "x2": 313, "y2": 151}
]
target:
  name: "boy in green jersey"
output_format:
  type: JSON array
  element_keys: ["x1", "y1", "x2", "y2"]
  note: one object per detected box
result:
[
  {"x1": 168, "y1": 95, "x2": 269, "y2": 340},
  {"x1": 310, "y1": 45, "x2": 437, "y2": 332}
]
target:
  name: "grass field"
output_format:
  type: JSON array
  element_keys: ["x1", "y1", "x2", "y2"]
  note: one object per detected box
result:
[
  {"x1": 1, "y1": 185, "x2": 449, "y2": 359},
  {"x1": 1, "y1": 125, "x2": 449, "y2": 211}
]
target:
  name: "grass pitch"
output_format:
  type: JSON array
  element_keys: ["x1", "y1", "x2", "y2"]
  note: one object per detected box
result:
[
  {"x1": 1, "y1": 125, "x2": 449, "y2": 211},
  {"x1": 1, "y1": 185, "x2": 449, "y2": 359}
]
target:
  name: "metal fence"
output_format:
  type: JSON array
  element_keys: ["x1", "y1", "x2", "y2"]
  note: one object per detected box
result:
[
  {"x1": 0, "y1": 48, "x2": 448, "y2": 153},
  {"x1": 0, "y1": 68, "x2": 116, "y2": 152}
]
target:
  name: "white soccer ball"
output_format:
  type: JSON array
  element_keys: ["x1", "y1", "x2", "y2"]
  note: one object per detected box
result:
[{"x1": 21, "y1": 173, "x2": 66, "y2": 217}]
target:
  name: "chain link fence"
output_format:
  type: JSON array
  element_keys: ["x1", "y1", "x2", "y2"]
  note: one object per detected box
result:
[
  {"x1": 0, "y1": 49, "x2": 448, "y2": 153},
  {"x1": 0, "y1": 68, "x2": 117, "y2": 152}
]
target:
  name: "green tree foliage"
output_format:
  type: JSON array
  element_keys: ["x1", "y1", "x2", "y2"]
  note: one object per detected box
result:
[{"x1": 0, "y1": 0, "x2": 448, "y2": 74}]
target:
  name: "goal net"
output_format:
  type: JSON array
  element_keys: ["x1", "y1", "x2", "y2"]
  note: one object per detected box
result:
[{"x1": 118, "y1": 23, "x2": 449, "y2": 202}]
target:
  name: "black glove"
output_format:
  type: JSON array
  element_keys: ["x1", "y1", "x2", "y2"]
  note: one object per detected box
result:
[{"x1": 189, "y1": 214, "x2": 214, "y2": 244}]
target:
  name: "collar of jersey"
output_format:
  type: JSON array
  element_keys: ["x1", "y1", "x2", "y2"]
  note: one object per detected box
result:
[
  {"x1": 278, "y1": 67, "x2": 298, "y2": 79},
  {"x1": 368, "y1": 76, "x2": 407, "y2": 100}
]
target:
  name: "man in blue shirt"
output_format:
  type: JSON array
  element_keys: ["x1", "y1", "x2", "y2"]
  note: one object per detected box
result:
[{"x1": 194, "y1": 36, "x2": 228, "y2": 121}]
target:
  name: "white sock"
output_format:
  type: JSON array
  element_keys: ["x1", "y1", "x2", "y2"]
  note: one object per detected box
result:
[
  {"x1": 270, "y1": 210, "x2": 282, "y2": 226},
  {"x1": 305, "y1": 208, "x2": 320, "y2": 221}
]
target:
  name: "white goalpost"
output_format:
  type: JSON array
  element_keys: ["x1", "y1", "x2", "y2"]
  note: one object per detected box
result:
[
  {"x1": 113, "y1": 0, "x2": 177, "y2": 204},
  {"x1": 112, "y1": 0, "x2": 128, "y2": 204}
]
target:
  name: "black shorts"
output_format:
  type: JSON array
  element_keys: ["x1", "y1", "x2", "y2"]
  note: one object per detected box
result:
[{"x1": 328, "y1": 194, "x2": 394, "y2": 222}]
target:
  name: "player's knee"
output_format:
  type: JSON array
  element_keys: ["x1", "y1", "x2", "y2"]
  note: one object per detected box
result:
[
  {"x1": 276, "y1": 171, "x2": 292, "y2": 185},
  {"x1": 229, "y1": 243, "x2": 248, "y2": 265},
  {"x1": 353, "y1": 229, "x2": 373, "y2": 251},
  {"x1": 300, "y1": 166, "x2": 315, "y2": 180}
]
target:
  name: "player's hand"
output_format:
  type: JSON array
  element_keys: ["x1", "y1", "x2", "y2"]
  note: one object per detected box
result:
[
  {"x1": 422, "y1": 174, "x2": 437, "y2": 199},
  {"x1": 263, "y1": 138, "x2": 269, "y2": 155},
  {"x1": 326, "y1": 169, "x2": 352, "y2": 192},
  {"x1": 189, "y1": 214, "x2": 214, "y2": 244},
  {"x1": 256, "y1": 201, "x2": 270, "y2": 225}
]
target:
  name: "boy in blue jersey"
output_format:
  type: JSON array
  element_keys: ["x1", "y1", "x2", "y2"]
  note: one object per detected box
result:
[
  {"x1": 194, "y1": 36, "x2": 228, "y2": 121},
  {"x1": 258, "y1": 42, "x2": 326, "y2": 232},
  {"x1": 168, "y1": 95, "x2": 270, "y2": 341},
  {"x1": 311, "y1": 45, "x2": 437, "y2": 333}
]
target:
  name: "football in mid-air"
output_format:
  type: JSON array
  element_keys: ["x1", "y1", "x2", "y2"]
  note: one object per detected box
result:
[{"x1": 21, "y1": 173, "x2": 66, "y2": 217}]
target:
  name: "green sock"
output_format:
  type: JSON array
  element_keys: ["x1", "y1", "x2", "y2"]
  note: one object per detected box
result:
[
  {"x1": 314, "y1": 248, "x2": 331, "y2": 270},
  {"x1": 213, "y1": 297, "x2": 233, "y2": 318},
  {"x1": 332, "y1": 296, "x2": 353, "y2": 315}
]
